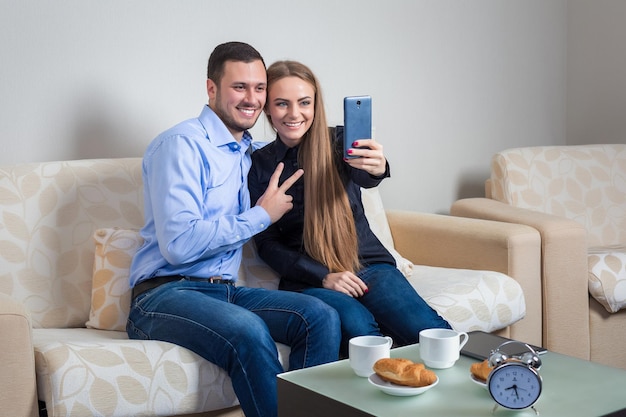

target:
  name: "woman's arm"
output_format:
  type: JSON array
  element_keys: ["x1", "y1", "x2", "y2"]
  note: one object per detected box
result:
[
  {"x1": 333, "y1": 127, "x2": 389, "y2": 189},
  {"x1": 253, "y1": 224, "x2": 330, "y2": 287}
]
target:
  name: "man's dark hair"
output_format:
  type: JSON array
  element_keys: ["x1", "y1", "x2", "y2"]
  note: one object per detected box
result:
[{"x1": 207, "y1": 41, "x2": 265, "y2": 85}]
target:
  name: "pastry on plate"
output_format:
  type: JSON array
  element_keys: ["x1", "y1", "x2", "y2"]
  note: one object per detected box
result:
[{"x1": 373, "y1": 358, "x2": 437, "y2": 387}]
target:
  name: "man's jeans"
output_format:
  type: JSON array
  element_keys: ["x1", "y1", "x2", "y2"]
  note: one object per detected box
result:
[
  {"x1": 127, "y1": 279, "x2": 341, "y2": 417},
  {"x1": 303, "y1": 263, "x2": 451, "y2": 356}
]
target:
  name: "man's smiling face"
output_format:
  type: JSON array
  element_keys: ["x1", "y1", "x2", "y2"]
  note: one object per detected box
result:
[{"x1": 208, "y1": 59, "x2": 267, "y2": 140}]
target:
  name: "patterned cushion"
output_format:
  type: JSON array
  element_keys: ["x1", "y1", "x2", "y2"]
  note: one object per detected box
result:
[
  {"x1": 86, "y1": 228, "x2": 143, "y2": 331},
  {"x1": 33, "y1": 328, "x2": 291, "y2": 416},
  {"x1": 407, "y1": 265, "x2": 526, "y2": 332},
  {"x1": 490, "y1": 144, "x2": 626, "y2": 248},
  {"x1": 0, "y1": 158, "x2": 144, "y2": 329},
  {"x1": 589, "y1": 246, "x2": 626, "y2": 313}
]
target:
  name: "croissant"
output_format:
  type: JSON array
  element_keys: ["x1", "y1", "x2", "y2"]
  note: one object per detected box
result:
[
  {"x1": 470, "y1": 359, "x2": 494, "y2": 382},
  {"x1": 373, "y1": 358, "x2": 437, "y2": 387}
]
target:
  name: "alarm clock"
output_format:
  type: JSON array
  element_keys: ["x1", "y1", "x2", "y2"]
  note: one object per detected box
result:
[{"x1": 487, "y1": 340, "x2": 543, "y2": 413}]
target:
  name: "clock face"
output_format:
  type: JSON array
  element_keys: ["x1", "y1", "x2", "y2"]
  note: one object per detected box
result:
[{"x1": 487, "y1": 362, "x2": 542, "y2": 409}]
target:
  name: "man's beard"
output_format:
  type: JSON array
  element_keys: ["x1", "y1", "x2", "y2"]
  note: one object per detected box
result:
[{"x1": 213, "y1": 92, "x2": 259, "y2": 134}]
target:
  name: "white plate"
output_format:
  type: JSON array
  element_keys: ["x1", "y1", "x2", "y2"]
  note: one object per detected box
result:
[
  {"x1": 368, "y1": 374, "x2": 438, "y2": 396},
  {"x1": 470, "y1": 374, "x2": 487, "y2": 390}
]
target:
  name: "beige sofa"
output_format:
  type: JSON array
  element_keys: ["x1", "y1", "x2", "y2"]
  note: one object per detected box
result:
[
  {"x1": 0, "y1": 157, "x2": 540, "y2": 416},
  {"x1": 451, "y1": 144, "x2": 626, "y2": 369}
]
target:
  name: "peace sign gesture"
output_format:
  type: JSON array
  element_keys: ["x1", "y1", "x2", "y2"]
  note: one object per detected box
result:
[{"x1": 255, "y1": 162, "x2": 304, "y2": 223}]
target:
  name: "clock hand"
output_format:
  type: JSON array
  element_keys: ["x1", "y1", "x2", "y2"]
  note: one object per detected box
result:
[{"x1": 505, "y1": 384, "x2": 520, "y2": 399}]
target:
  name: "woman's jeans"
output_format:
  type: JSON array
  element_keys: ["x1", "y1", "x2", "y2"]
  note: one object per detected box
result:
[
  {"x1": 303, "y1": 263, "x2": 451, "y2": 356},
  {"x1": 127, "y1": 279, "x2": 341, "y2": 417}
]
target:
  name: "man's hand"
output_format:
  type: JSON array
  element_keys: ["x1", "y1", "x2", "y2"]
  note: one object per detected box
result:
[
  {"x1": 322, "y1": 271, "x2": 369, "y2": 298},
  {"x1": 256, "y1": 162, "x2": 304, "y2": 223}
]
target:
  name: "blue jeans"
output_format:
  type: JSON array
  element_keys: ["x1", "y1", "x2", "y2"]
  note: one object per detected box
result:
[
  {"x1": 302, "y1": 263, "x2": 451, "y2": 356},
  {"x1": 127, "y1": 279, "x2": 340, "y2": 417}
]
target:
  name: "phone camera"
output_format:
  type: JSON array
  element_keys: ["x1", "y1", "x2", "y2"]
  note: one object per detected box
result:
[{"x1": 356, "y1": 100, "x2": 361, "y2": 106}]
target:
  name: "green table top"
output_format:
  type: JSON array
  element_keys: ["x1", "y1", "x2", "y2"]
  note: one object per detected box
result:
[{"x1": 278, "y1": 344, "x2": 626, "y2": 417}]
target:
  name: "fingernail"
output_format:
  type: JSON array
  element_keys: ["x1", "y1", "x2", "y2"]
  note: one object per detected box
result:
[
  {"x1": 353, "y1": 141, "x2": 359, "y2": 147},
  {"x1": 364, "y1": 288, "x2": 369, "y2": 293},
  {"x1": 347, "y1": 149, "x2": 353, "y2": 154}
]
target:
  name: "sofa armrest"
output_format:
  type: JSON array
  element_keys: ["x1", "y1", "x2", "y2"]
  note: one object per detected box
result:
[
  {"x1": 0, "y1": 293, "x2": 38, "y2": 417},
  {"x1": 385, "y1": 209, "x2": 542, "y2": 346},
  {"x1": 450, "y1": 198, "x2": 590, "y2": 360}
]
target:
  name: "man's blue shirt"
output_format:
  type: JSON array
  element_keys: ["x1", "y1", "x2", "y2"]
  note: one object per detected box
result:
[{"x1": 129, "y1": 105, "x2": 270, "y2": 286}]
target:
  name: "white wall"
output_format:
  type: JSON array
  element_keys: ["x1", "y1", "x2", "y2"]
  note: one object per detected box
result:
[{"x1": 0, "y1": 0, "x2": 568, "y2": 213}]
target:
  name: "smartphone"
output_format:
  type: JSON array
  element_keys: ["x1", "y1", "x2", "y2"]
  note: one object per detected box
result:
[
  {"x1": 343, "y1": 95, "x2": 372, "y2": 159},
  {"x1": 460, "y1": 330, "x2": 547, "y2": 361}
]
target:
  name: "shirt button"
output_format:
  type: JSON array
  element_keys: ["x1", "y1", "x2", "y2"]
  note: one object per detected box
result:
[
  {"x1": 236, "y1": 235, "x2": 241, "y2": 240},
  {"x1": 260, "y1": 223, "x2": 265, "y2": 229}
]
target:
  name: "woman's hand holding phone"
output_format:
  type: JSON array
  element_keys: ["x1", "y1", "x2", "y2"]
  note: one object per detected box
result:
[{"x1": 344, "y1": 139, "x2": 387, "y2": 176}]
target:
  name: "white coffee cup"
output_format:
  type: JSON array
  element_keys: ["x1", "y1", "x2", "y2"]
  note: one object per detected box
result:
[
  {"x1": 419, "y1": 328, "x2": 469, "y2": 369},
  {"x1": 348, "y1": 335, "x2": 393, "y2": 377}
]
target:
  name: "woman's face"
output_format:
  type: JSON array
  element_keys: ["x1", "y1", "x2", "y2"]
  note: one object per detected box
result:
[{"x1": 266, "y1": 76, "x2": 315, "y2": 148}]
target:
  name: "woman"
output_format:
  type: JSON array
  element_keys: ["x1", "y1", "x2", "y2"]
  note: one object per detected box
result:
[{"x1": 248, "y1": 60, "x2": 451, "y2": 355}]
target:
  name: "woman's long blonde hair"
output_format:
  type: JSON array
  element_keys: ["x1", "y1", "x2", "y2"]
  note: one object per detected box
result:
[{"x1": 266, "y1": 61, "x2": 360, "y2": 273}]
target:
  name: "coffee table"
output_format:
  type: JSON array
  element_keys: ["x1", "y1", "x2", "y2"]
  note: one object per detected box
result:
[{"x1": 278, "y1": 344, "x2": 626, "y2": 416}]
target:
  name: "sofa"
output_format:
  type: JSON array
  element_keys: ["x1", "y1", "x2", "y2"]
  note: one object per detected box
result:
[
  {"x1": 451, "y1": 144, "x2": 626, "y2": 369},
  {"x1": 0, "y1": 157, "x2": 540, "y2": 417}
]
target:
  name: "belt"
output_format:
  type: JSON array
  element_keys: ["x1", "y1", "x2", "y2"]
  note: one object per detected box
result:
[{"x1": 132, "y1": 275, "x2": 234, "y2": 299}]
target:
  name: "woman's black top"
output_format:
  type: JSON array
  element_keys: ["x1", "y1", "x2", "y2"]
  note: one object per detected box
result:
[{"x1": 248, "y1": 127, "x2": 395, "y2": 291}]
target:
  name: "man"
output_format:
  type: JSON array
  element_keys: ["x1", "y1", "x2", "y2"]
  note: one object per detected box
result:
[{"x1": 127, "y1": 41, "x2": 341, "y2": 417}]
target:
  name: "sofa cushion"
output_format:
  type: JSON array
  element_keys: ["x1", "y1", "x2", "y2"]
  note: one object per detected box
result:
[
  {"x1": 407, "y1": 265, "x2": 526, "y2": 333},
  {"x1": 33, "y1": 328, "x2": 291, "y2": 417},
  {"x1": 360, "y1": 187, "x2": 413, "y2": 276},
  {"x1": 86, "y1": 228, "x2": 143, "y2": 331},
  {"x1": 0, "y1": 158, "x2": 145, "y2": 329},
  {"x1": 490, "y1": 145, "x2": 626, "y2": 248},
  {"x1": 238, "y1": 240, "x2": 280, "y2": 289},
  {"x1": 589, "y1": 245, "x2": 626, "y2": 313}
]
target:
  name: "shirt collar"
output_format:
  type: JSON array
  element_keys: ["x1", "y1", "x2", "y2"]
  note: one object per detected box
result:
[
  {"x1": 198, "y1": 105, "x2": 252, "y2": 153},
  {"x1": 272, "y1": 134, "x2": 299, "y2": 163}
]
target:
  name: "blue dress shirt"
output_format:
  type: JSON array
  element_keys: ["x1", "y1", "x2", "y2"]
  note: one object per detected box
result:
[{"x1": 129, "y1": 105, "x2": 270, "y2": 287}]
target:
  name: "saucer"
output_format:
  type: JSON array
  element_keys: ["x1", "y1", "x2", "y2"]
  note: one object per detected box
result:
[
  {"x1": 368, "y1": 374, "x2": 438, "y2": 396},
  {"x1": 470, "y1": 374, "x2": 487, "y2": 389}
]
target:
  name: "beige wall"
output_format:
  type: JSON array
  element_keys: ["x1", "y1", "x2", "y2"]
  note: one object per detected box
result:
[{"x1": 1, "y1": 1, "x2": 618, "y2": 214}]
